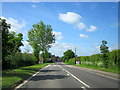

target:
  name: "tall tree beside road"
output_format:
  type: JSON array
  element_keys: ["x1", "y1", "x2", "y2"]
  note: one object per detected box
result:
[
  {"x1": 28, "y1": 21, "x2": 55, "y2": 63},
  {"x1": 1, "y1": 18, "x2": 24, "y2": 69},
  {"x1": 100, "y1": 40, "x2": 109, "y2": 68},
  {"x1": 63, "y1": 49, "x2": 75, "y2": 62},
  {"x1": 41, "y1": 51, "x2": 52, "y2": 63},
  {"x1": 1, "y1": 18, "x2": 11, "y2": 60}
]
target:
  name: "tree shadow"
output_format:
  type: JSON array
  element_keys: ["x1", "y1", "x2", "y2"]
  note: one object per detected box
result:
[
  {"x1": 40, "y1": 70, "x2": 61, "y2": 72},
  {"x1": 20, "y1": 68, "x2": 39, "y2": 72},
  {"x1": 29, "y1": 75, "x2": 68, "y2": 81}
]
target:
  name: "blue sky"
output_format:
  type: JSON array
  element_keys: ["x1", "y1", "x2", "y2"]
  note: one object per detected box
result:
[{"x1": 2, "y1": 2, "x2": 119, "y2": 56}]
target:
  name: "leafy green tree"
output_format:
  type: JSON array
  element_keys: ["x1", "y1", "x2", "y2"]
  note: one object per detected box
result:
[
  {"x1": 28, "y1": 21, "x2": 55, "y2": 63},
  {"x1": 100, "y1": 40, "x2": 109, "y2": 68},
  {"x1": 8, "y1": 32, "x2": 23, "y2": 54},
  {"x1": 63, "y1": 49, "x2": 75, "y2": 62},
  {"x1": 41, "y1": 51, "x2": 51, "y2": 63},
  {"x1": 1, "y1": 18, "x2": 23, "y2": 69},
  {"x1": 1, "y1": 18, "x2": 10, "y2": 59}
]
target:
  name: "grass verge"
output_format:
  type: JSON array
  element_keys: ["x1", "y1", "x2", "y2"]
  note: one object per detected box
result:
[
  {"x1": 65, "y1": 63, "x2": 119, "y2": 74},
  {"x1": 2, "y1": 63, "x2": 51, "y2": 89}
]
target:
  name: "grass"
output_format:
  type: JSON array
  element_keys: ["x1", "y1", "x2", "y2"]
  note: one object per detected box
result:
[
  {"x1": 65, "y1": 62, "x2": 119, "y2": 74},
  {"x1": 2, "y1": 63, "x2": 51, "y2": 89}
]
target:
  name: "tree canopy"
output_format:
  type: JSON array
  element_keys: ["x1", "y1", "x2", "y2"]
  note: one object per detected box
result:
[
  {"x1": 1, "y1": 18, "x2": 24, "y2": 69},
  {"x1": 100, "y1": 40, "x2": 109, "y2": 54},
  {"x1": 63, "y1": 49, "x2": 75, "y2": 61},
  {"x1": 100, "y1": 40, "x2": 109, "y2": 68},
  {"x1": 28, "y1": 21, "x2": 55, "y2": 63}
]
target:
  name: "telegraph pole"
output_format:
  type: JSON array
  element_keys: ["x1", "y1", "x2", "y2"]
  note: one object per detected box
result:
[{"x1": 75, "y1": 47, "x2": 76, "y2": 64}]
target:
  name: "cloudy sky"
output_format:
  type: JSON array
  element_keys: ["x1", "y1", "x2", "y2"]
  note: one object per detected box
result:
[{"x1": 2, "y1": 2, "x2": 119, "y2": 57}]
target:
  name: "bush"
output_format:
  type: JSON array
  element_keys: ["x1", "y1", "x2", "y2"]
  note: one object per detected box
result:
[
  {"x1": 3, "y1": 53, "x2": 37, "y2": 69},
  {"x1": 65, "y1": 49, "x2": 120, "y2": 69},
  {"x1": 22, "y1": 53, "x2": 37, "y2": 66},
  {"x1": 68, "y1": 58, "x2": 75, "y2": 65}
]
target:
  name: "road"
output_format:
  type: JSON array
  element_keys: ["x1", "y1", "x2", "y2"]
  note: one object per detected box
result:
[{"x1": 16, "y1": 62, "x2": 119, "y2": 89}]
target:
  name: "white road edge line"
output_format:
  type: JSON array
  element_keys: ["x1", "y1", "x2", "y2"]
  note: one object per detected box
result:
[
  {"x1": 66, "y1": 65, "x2": 118, "y2": 80},
  {"x1": 15, "y1": 64, "x2": 51, "y2": 90},
  {"x1": 58, "y1": 65, "x2": 90, "y2": 88}
]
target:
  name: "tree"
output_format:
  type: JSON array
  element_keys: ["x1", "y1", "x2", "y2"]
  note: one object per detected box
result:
[
  {"x1": 41, "y1": 51, "x2": 51, "y2": 63},
  {"x1": 8, "y1": 32, "x2": 23, "y2": 53},
  {"x1": 1, "y1": 18, "x2": 23, "y2": 69},
  {"x1": 63, "y1": 49, "x2": 75, "y2": 62},
  {"x1": 100, "y1": 40, "x2": 109, "y2": 68},
  {"x1": 28, "y1": 21, "x2": 55, "y2": 63},
  {"x1": 1, "y1": 18, "x2": 11, "y2": 60}
]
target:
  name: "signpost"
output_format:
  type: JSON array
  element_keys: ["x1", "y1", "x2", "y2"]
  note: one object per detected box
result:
[{"x1": 75, "y1": 47, "x2": 80, "y2": 65}]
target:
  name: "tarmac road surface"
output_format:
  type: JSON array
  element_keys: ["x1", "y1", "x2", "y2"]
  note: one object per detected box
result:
[{"x1": 16, "y1": 62, "x2": 119, "y2": 89}]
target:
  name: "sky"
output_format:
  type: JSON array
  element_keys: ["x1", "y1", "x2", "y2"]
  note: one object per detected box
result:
[{"x1": 2, "y1": 2, "x2": 119, "y2": 57}]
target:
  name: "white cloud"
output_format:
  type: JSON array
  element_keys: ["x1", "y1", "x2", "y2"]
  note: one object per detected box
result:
[
  {"x1": 87, "y1": 26, "x2": 97, "y2": 32},
  {"x1": 52, "y1": 31, "x2": 63, "y2": 40},
  {"x1": 75, "y1": 22, "x2": 86, "y2": 30},
  {"x1": 49, "y1": 42, "x2": 80, "y2": 57},
  {"x1": 1, "y1": 16, "x2": 26, "y2": 32},
  {"x1": 20, "y1": 41, "x2": 33, "y2": 53},
  {"x1": 59, "y1": 12, "x2": 82, "y2": 24},
  {"x1": 79, "y1": 34, "x2": 88, "y2": 38},
  {"x1": 58, "y1": 12, "x2": 86, "y2": 30},
  {"x1": 32, "y1": 4, "x2": 37, "y2": 8},
  {"x1": 59, "y1": 12, "x2": 97, "y2": 32}
]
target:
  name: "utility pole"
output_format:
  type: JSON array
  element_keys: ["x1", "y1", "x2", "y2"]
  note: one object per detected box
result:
[{"x1": 75, "y1": 47, "x2": 76, "y2": 64}]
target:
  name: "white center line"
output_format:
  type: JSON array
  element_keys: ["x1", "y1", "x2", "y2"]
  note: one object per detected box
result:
[
  {"x1": 58, "y1": 65, "x2": 90, "y2": 88},
  {"x1": 81, "y1": 86, "x2": 87, "y2": 90}
]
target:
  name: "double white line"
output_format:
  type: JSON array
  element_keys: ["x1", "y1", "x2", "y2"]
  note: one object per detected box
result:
[{"x1": 58, "y1": 65, "x2": 90, "y2": 88}]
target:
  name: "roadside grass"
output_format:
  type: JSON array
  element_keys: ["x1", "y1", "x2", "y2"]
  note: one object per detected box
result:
[
  {"x1": 2, "y1": 63, "x2": 51, "y2": 89},
  {"x1": 65, "y1": 63, "x2": 119, "y2": 74}
]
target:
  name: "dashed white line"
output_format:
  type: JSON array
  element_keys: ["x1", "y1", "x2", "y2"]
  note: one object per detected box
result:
[
  {"x1": 58, "y1": 65, "x2": 90, "y2": 88},
  {"x1": 81, "y1": 86, "x2": 87, "y2": 90},
  {"x1": 67, "y1": 73, "x2": 70, "y2": 76}
]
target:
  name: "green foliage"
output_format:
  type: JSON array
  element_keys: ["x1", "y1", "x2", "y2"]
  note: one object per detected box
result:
[
  {"x1": 1, "y1": 18, "x2": 10, "y2": 59},
  {"x1": 65, "y1": 49, "x2": 119, "y2": 73},
  {"x1": 1, "y1": 18, "x2": 24, "y2": 69},
  {"x1": 66, "y1": 49, "x2": 119, "y2": 72},
  {"x1": 100, "y1": 40, "x2": 109, "y2": 54},
  {"x1": 41, "y1": 51, "x2": 52, "y2": 63},
  {"x1": 107, "y1": 49, "x2": 120, "y2": 66},
  {"x1": 63, "y1": 49, "x2": 75, "y2": 62},
  {"x1": 67, "y1": 58, "x2": 75, "y2": 65},
  {"x1": 28, "y1": 21, "x2": 55, "y2": 63},
  {"x1": 2, "y1": 63, "x2": 50, "y2": 88},
  {"x1": 4, "y1": 53, "x2": 37, "y2": 69},
  {"x1": 100, "y1": 40, "x2": 109, "y2": 68}
]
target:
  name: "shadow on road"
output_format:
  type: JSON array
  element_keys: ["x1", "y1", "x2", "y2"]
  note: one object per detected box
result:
[
  {"x1": 40, "y1": 70, "x2": 61, "y2": 72},
  {"x1": 29, "y1": 75, "x2": 68, "y2": 81}
]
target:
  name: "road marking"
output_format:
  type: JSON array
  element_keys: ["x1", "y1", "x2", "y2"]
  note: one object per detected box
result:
[
  {"x1": 81, "y1": 86, "x2": 87, "y2": 90},
  {"x1": 92, "y1": 72, "x2": 118, "y2": 80},
  {"x1": 67, "y1": 73, "x2": 70, "y2": 76},
  {"x1": 15, "y1": 64, "x2": 51, "y2": 89},
  {"x1": 66, "y1": 65, "x2": 118, "y2": 80},
  {"x1": 58, "y1": 65, "x2": 90, "y2": 88}
]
